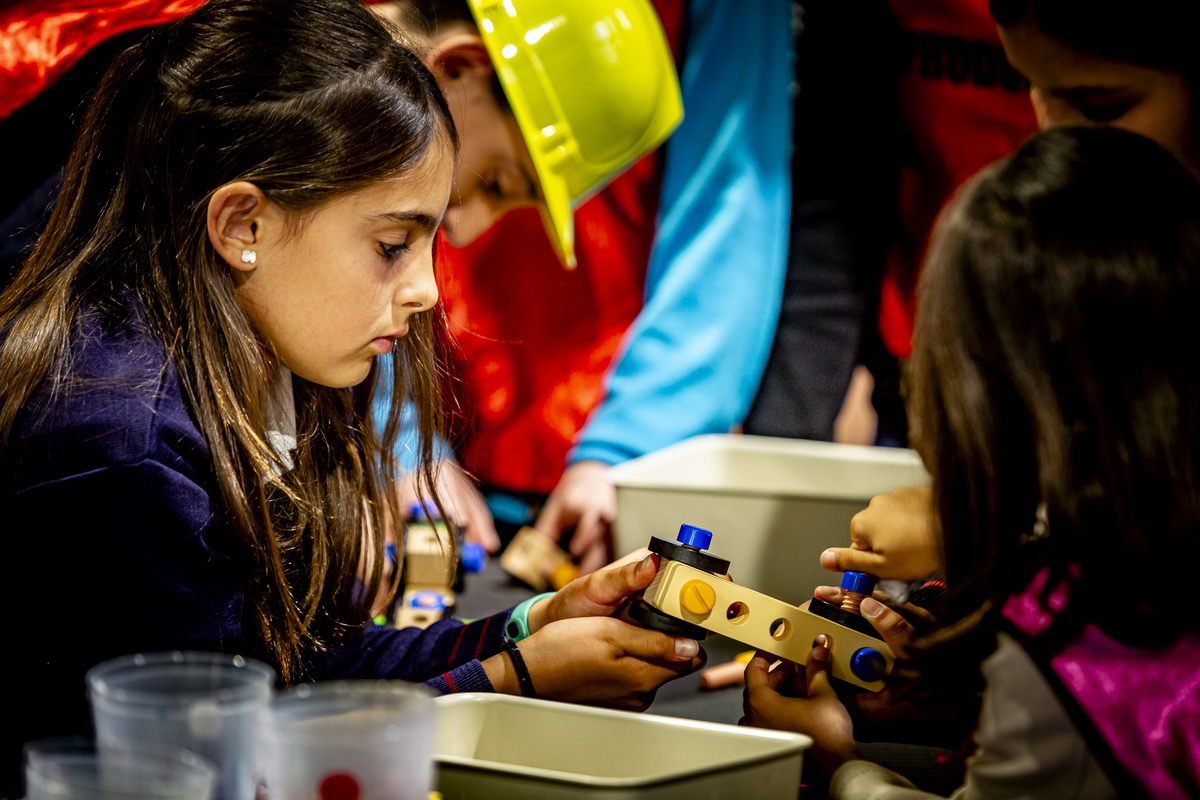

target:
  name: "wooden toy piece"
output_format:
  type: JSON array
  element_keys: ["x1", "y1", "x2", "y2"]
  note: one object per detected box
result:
[
  {"x1": 405, "y1": 520, "x2": 456, "y2": 587},
  {"x1": 699, "y1": 650, "x2": 756, "y2": 690},
  {"x1": 500, "y1": 526, "x2": 578, "y2": 591},
  {"x1": 396, "y1": 587, "x2": 454, "y2": 630},
  {"x1": 396, "y1": 519, "x2": 458, "y2": 630},
  {"x1": 643, "y1": 559, "x2": 894, "y2": 691}
]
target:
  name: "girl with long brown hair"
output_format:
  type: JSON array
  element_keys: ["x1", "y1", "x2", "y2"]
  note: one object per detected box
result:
[
  {"x1": 743, "y1": 126, "x2": 1200, "y2": 798},
  {"x1": 0, "y1": 0, "x2": 703, "y2": 789}
]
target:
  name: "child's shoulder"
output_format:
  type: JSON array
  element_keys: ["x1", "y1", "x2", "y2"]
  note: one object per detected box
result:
[{"x1": 3, "y1": 302, "x2": 209, "y2": 493}]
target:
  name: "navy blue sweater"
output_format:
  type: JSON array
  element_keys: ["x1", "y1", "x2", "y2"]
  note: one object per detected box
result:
[{"x1": 0, "y1": 302, "x2": 509, "y2": 791}]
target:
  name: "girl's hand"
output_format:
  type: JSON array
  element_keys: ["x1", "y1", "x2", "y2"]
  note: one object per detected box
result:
[
  {"x1": 398, "y1": 459, "x2": 500, "y2": 553},
  {"x1": 533, "y1": 460, "x2": 616, "y2": 575},
  {"x1": 820, "y1": 485, "x2": 941, "y2": 582},
  {"x1": 741, "y1": 641, "x2": 860, "y2": 776},
  {"x1": 486, "y1": 616, "x2": 705, "y2": 710},
  {"x1": 526, "y1": 549, "x2": 659, "y2": 634},
  {"x1": 811, "y1": 586, "x2": 923, "y2": 657}
]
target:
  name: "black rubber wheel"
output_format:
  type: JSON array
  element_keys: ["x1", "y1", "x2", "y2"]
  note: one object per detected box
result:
[
  {"x1": 628, "y1": 599, "x2": 709, "y2": 639},
  {"x1": 807, "y1": 597, "x2": 884, "y2": 641},
  {"x1": 647, "y1": 536, "x2": 731, "y2": 575}
]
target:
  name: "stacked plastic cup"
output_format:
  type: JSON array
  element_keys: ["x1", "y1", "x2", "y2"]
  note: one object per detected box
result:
[
  {"x1": 86, "y1": 652, "x2": 274, "y2": 800},
  {"x1": 24, "y1": 738, "x2": 216, "y2": 800},
  {"x1": 266, "y1": 681, "x2": 437, "y2": 800}
]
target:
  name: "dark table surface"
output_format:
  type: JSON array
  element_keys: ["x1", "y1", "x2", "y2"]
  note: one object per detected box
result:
[{"x1": 455, "y1": 558, "x2": 749, "y2": 724}]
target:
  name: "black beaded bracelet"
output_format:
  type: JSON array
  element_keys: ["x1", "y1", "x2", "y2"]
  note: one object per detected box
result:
[{"x1": 502, "y1": 637, "x2": 537, "y2": 698}]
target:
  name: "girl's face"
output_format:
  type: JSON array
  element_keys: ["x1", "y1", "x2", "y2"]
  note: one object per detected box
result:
[
  {"x1": 999, "y1": 16, "x2": 1200, "y2": 176},
  {"x1": 233, "y1": 138, "x2": 453, "y2": 388}
]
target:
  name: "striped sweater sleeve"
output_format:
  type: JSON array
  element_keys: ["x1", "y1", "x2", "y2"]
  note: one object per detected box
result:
[{"x1": 305, "y1": 609, "x2": 514, "y2": 694}]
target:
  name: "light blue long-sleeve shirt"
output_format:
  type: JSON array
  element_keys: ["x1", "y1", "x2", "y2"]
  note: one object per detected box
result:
[{"x1": 568, "y1": 0, "x2": 794, "y2": 466}]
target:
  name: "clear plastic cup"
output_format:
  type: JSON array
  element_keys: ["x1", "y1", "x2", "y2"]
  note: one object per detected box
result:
[
  {"x1": 86, "y1": 652, "x2": 274, "y2": 800},
  {"x1": 266, "y1": 681, "x2": 436, "y2": 800},
  {"x1": 24, "y1": 739, "x2": 216, "y2": 800}
]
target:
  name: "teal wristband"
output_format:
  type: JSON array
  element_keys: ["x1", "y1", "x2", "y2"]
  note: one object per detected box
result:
[{"x1": 505, "y1": 592, "x2": 555, "y2": 642}]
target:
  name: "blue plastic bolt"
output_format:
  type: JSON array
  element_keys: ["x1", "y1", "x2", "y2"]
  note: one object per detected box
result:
[
  {"x1": 408, "y1": 501, "x2": 440, "y2": 522},
  {"x1": 408, "y1": 590, "x2": 447, "y2": 611},
  {"x1": 849, "y1": 647, "x2": 887, "y2": 683},
  {"x1": 676, "y1": 524, "x2": 713, "y2": 550},
  {"x1": 840, "y1": 571, "x2": 878, "y2": 595},
  {"x1": 461, "y1": 542, "x2": 487, "y2": 574}
]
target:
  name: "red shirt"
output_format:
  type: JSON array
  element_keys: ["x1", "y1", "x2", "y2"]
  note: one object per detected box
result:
[{"x1": 880, "y1": 0, "x2": 1038, "y2": 358}]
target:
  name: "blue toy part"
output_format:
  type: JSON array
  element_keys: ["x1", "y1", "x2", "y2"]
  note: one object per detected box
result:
[
  {"x1": 841, "y1": 571, "x2": 878, "y2": 595},
  {"x1": 408, "y1": 500, "x2": 441, "y2": 522},
  {"x1": 676, "y1": 524, "x2": 713, "y2": 550},
  {"x1": 461, "y1": 542, "x2": 487, "y2": 574},
  {"x1": 849, "y1": 647, "x2": 887, "y2": 683},
  {"x1": 408, "y1": 590, "x2": 447, "y2": 612},
  {"x1": 408, "y1": 501, "x2": 446, "y2": 525}
]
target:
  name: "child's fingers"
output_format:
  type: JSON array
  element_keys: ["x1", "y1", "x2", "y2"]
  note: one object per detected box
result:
[
  {"x1": 605, "y1": 547, "x2": 653, "y2": 571},
  {"x1": 820, "y1": 546, "x2": 886, "y2": 574},
  {"x1": 578, "y1": 540, "x2": 610, "y2": 575},
  {"x1": 813, "y1": 585, "x2": 842, "y2": 604},
  {"x1": 744, "y1": 652, "x2": 776, "y2": 691},
  {"x1": 766, "y1": 657, "x2": 792, "y2": 692},
  {"x1": 616, "y1": 625, "x2": 700, "y2": 663},
  {"x1": 570, "y1": 507, "x2": 606, "y2": 557},
  {"x1": 859, "y1": 597, "x2": 916, "y2": 655},
  {"x1": 586, "y1": 553, "x2": 659, "y2": 606},
  {"x1": 532, "y1": 499, "x2": 568, "y2": 543},
  {"x1": 743, "y1": 653, "x2": 784, "y2": 723},
  {"x1": 804, "y1": 644, "x2": 837, "y2": 700}
]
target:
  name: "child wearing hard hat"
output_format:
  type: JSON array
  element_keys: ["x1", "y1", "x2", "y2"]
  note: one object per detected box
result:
[{"x1": 377, "y1": 0, "x2": 795, "y2": 573}]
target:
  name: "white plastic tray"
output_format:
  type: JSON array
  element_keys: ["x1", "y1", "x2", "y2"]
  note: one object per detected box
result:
[{"x1": 432, "y1": 694, "x2": 809, "y2": 799}]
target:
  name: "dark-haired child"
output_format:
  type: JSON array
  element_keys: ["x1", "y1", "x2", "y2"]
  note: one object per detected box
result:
[
  {"x1": 745, "y1": 127, "x2": 1200, "y2": 799},
  {"x1": 0, "y1": 0, "x2": 703, "y2": 793},
  {"x1": 992, "y1": 0, "x2": 1200, "y2": 177}
]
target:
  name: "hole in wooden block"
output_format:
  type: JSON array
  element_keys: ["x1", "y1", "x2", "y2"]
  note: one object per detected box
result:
[
  {"x1": 727, "y1": 602, "x2": 748, "y2": 624},
  {"x1": 770, "y1": 618, "x2": 792, "y2": 642}
]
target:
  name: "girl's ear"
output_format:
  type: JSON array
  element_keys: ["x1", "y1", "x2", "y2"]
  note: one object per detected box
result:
[{"x1": 208, "y1": 181, "x2": 271, "y2": 272}]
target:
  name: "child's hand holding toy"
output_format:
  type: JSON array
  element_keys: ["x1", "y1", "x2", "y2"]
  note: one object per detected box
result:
[
  {"x1": 483, "y1": 548, "x2": 706, "y2": 710},
  {"x1": 741, "y1": 590, "x2": 918, "y2": 776}
]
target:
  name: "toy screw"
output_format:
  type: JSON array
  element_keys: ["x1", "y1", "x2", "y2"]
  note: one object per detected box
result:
[
  {"x1": 840, "y1": 571, "x2": 878, "y2": 615},
  {"x1": 676, "y1": 524, "x2": 713, "y2": 550}
]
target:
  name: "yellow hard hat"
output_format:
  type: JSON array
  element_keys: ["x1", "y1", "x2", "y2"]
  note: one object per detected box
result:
[{"x1": 468, "y1": 0, "x2": 683, "y2": 268}]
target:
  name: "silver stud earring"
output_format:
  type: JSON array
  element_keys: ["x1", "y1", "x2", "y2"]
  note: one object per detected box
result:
[
  {"x1": 241, "y1": 249, "x2": 256, "y2": 264},
  {"x1": 1019, "y1": 502, "x2": 1050, "y2": 545}
]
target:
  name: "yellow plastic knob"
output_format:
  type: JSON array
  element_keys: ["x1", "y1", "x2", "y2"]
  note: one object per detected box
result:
[{"x1": 679, "y1": 579, "x2": 716, "y2": 616}]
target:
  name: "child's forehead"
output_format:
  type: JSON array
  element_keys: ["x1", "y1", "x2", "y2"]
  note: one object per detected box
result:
[{"x1": 332, "y1": 142, "x2": 455, "y2": 214}]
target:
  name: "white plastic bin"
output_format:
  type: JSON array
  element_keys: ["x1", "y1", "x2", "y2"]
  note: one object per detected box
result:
[
  {"x1": 610, "y1": 435, "x2": 929, "y2": 604},
  {"x1": 432, "y1": 694, "x2": 808, "y2": 800}
]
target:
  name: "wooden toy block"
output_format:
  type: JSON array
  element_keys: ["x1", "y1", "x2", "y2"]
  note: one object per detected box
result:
[
  {"x1": 395, "y1": 518, "x2": 458, "y2": 630},
  {"x1": 644, "y1": 559, "x2": 894, "y2": 691},
  {"x1": 500, "y1": 526, "x2": 578, "y2": 591},
  {"x1": 396, "y1": 586, "x2": 454, "y2": 630},
  {"x1": 406, "y1": 521, "x2": 455, "y2": 587}
]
